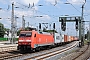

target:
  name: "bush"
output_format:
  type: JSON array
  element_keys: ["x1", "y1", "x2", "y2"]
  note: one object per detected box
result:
[
  {"x1": 0, "y1": 38, "x2": 18, "y2": 41},
  {"x1": 0, "y1": 38, "x2": 8, "y2": 41}
]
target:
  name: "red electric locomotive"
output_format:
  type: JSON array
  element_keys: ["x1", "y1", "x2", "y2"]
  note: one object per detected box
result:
[{"x1": 17, "y1": 30, "x2": 54, "y2": 51}]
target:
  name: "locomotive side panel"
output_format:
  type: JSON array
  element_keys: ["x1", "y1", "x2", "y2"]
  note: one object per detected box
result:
[{"x1": 32, "y1": 33, "x2": 54, "y2": 48}]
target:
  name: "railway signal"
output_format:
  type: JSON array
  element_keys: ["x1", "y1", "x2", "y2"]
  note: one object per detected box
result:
[
  {"x1": 39, "y1": 23, "x2": 41, "y2": 30},
  {"x1": 61, "y1": 18, "x2": 66, "y2": 31},
  {"x1": 75, "y1": 17, "x2": 78, "y2": 31},
  {"x1": 59, "y1": 16, "x2": 85, "y2": 47},
  {"x1": 61, "y1": 18, "x2": 64, "y2": 30},
  {"x1": 53, "y1": 23, "x2": 55, "y2": 29}
]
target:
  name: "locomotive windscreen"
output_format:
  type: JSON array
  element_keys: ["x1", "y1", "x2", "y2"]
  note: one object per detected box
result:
[
  {"x1": 26, "y1": 32, "x2": 32, "y2": 37},
  {"x1": 19, "y1": 33, "x2": 26, "y2": 37},
  {"x1": 19, "y1": 32, "x2": 32, "y2": 37}
]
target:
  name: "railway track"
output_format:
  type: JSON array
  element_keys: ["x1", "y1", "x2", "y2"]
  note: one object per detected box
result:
[
  {"x1": 87, "y1": 57, "x2": 90, "y2": 60},
  {"x1": 59, "y1": 42, "x2": 90, "y2": 60},
  {"x1": 24, "y1": 41, "x2": 78, "y2": 60},
  {"x1": 72, "y1": 45, "x2": 89, "y2": 60},
  {"x1": 0, "y1": 41, "x2": 78, "y2": 60},
  {"x1": 0, "y1": 45, "x2": 22, "y2": 60},
  {"x1": 0, "y1": 50, "x2": 23, "y2": 60},
  {"x1": 0, "y1": 45, "x2": 17, "y2": 52}
]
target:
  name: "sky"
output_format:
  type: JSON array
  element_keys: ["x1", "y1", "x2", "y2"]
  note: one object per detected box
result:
[{"x1": 0, "y1": 0, "x2": 90, "y2": 36}]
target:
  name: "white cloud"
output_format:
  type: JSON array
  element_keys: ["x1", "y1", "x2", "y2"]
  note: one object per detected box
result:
[
  {"x1": 15, "y1": 10, "x2": 33, "y2": 17},
  {"x1": 11, "y1": 0, "x2": 39, "y2": 5},
  {"x1": 36, "y1": 15, "x2": 51, "y2": 21},
  {"x1": 0, "y1": 0, "x2": 10, "y2": 4},
  {"x1": 67, "y1": 0, "x2": 85, "y2": 5},
  {"x1": 23, "y1": 0, "x2": 39, "y2": 5},
  {"x1": 0, "y1": 0, "x2": 40, "y2": 28},
  {"x1": 46, "y1": 0, "x2": 56, "y2": 4},
  {"x1": 43, "y1": 15, "x2": 51, "y2": 20},
  {"x1": 46, "y1": 0, "x2": 61, "y2": 5},
  {"x1": 0, "y1": 10, "x2": 11, "y2": 19},
  {"x1": 45, "y1": 0, "x2": 86, "y2": 5},
  {"x1": 32, "y1": 6, "x2": 38, "y2": 10},
  {"x1": 0, "y1": 0, "x2": 52, "y2": 29}
]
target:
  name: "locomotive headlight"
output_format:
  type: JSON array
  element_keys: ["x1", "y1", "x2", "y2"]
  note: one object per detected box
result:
[
  {"x1": 18, "y1": 43, "x2": 21, "y2": 45},
  {"x1": 26, "y1": 40, "x2": 31, "y2": 42},
  {"x1": 19, "y1": 40, "x2": 31, "y2": 42},
  {"x1": 19, "y1": 40, "x2": 24, "y2": 42}
]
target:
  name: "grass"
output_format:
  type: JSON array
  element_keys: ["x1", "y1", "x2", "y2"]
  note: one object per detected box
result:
[
  {"x1": 0, "y1": 38, "x2": 18, "y2": 41},
  {"x1": 84, "y1": 40, "x2": 90, "y2": 45}
]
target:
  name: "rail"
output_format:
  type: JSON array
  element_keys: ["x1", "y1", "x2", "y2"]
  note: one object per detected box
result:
[
  {"x1": 0, "y1": 45, "x2": 17, "y2": 52},
  {"x1": 72, "y1": 44, "x2": 90, "y2": 60},
  {"x1": 25, "y1": 41, "x2": 78, "y2": 60}
]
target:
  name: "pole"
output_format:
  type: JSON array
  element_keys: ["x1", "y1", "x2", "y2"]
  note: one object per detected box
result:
[
  {"x1": 89, "y1": 21, "x2": 90, "y2": 40},
  {"x1": 81, "y1": 4, "x2": 84, "y2": 46},
  {"x1": 28, "y1": 22, "x2": 29, "y2": 27},
  {"x1": 81, "y1": 0, "x2": 86, "y2": 46},
  {"x1": 79, "y1": 17, "x2": 82, "y2": 47},
  {"x1": 22, "y1": 15, "x2": 25, "y2": 30},
  {"x1": 15, "y1": 16, "x2": 18, "y2": 40},
  {"x1": 49, "y1": 24, "x2": 51, "y2": 30},
  {"x1": 11, "y1": 2, "x2": 14, "y2": 44}
]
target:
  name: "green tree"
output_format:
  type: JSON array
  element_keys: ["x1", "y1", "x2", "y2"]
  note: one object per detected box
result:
[
  {"x1": 17, "y1": 30, "x2": 20, "y2": 36},
  {"x1": 0, "y1": 23, "x2": 5, "y2": 37},
  {"x1": 17, "y1": 27, "x2": 37, "y2": 36},
  {"x1": 25, "y1": 27, "x2": 36, "y2": 31}
]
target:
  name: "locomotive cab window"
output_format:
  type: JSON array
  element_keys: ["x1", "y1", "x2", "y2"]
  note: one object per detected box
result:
[
  {"x1": 26, "y1": 32, "x2": 32, "y2": 37},
  {"x1": 19, "y1": 33, "x2": 25, "y2": 37}
]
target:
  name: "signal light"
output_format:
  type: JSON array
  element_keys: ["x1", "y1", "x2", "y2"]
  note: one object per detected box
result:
[
  {"x1": 63, "y1": 25, "x2": 66, "y2": 31},
  {"x1": 61, "y1": 18, "x2": 66, "y2": 31},
  {"x1": 39, "y1": 23, "x2": 41, "y2": 29},
  {"x1": 75, "y1": 18, "x2": 78, "y2": 25},
  {"x1": 75, "y1": 17, "x2": 78, "y2": 30},
  {"x1": 75, "y1": 25, "x2": 78, "y2": 31},
  {"x1": 64, "y1": 21, "x2": 66, "y2": 31},
  {"x1": 61, "y1": 18, "x2": 64, "y2": 30},
  {"x1": 53, "y1": 23, "x2": 55, "y2": 29},
  {"x1": 61, "y1": 18, "x2": 64, "y2": 26}
]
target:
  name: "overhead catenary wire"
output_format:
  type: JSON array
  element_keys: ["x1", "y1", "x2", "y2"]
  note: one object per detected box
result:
[
  {"x1": 66, "y1": 0, "x2": 81, "y2": 14},
  {"x1": 10, "y1": 0, "x2": 89, "y2": 22},
  {"x1": 11, "y1": 1, "x2": 58, "y2": 21},
  {"x1": 65, "y1": 0, "x2": 88, "y2": 20},
  {"x1": 12, "y1": 0, "x2": 74, "y2": 21},
  {"x1": 12, "y1": 4, "x2": 57, "y2": 29},
  {"x1": 47, "y1": 0, "x2": 81, "y2": 18}
]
